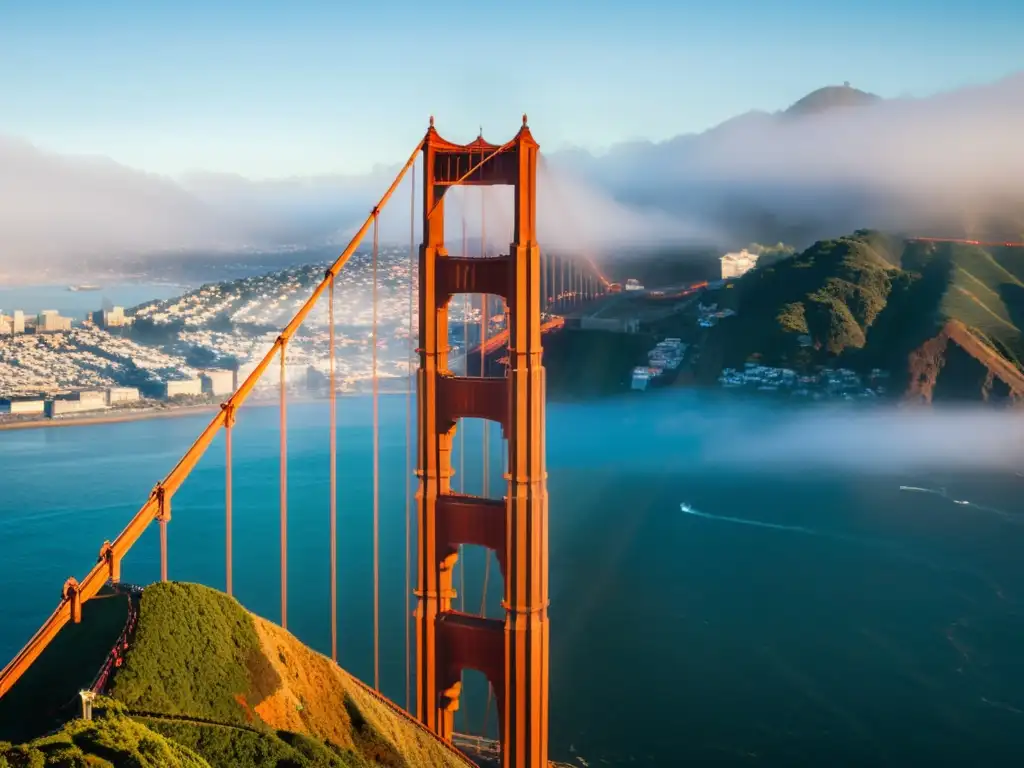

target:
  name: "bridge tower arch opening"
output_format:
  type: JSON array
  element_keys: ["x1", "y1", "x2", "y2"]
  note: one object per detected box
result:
[{"x1": 414, "y1": 116, "x2": 549, "y2": 768}]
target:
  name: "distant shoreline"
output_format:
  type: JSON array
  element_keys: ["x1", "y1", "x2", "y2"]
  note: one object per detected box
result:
[{"x1": 0, "y1": 390, "x2": 411, "y2": 433}]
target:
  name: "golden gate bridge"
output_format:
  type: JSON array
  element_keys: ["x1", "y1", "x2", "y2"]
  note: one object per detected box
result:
[{"x1": 0, "y1": 117, "x2": 611, "y2": 768}]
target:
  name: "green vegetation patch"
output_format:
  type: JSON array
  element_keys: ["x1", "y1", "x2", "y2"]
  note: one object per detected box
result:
[
  {"x1": 716, "y1": 230, "x2": 901, "y2": 368},
  {"x1": 108, "y1": 582, "x2": 280, "y2": 726},
  {"x1": 142, "y1": 717, "x2": 363, "y2": 768},
  {"x1": 0, "y1": 706, "x2": 210, "y2": 767}
]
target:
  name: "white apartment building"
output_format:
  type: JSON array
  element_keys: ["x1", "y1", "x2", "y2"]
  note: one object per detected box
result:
[
  {"x1": 0, "y1": 397, "x2": 45, "y2": 415},
  {"x1": 720, "y1": 249, "x2": 760, "y2": 280},
  {"x1": 164, "y1": 378, "x2": 203, "y2": 398},
  {"x1": 201, "y1": 369, "x2": 235, "y2": 396},
  {"x1": 107, "y1": 387, "x2": 141, "y2": 404},
  {"x1": 37, "y1": 310, "x2": 72, "y2": 333},
  {"x1": 162, "y1": 380, "x2": 202, "y2": 399},
  {"x1": 46, "y1": 390, "x2": 108, "y2": 417}
]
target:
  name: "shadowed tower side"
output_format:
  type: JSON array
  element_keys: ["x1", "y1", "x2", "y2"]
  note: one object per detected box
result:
[{"x1": 414, "y1": 116, "x2": 549, "y2": 768}]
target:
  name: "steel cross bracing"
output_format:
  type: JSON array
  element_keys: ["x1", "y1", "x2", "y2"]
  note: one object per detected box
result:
[{"x1": 0, "y1": 117, "x2": 611, "y2": 767}]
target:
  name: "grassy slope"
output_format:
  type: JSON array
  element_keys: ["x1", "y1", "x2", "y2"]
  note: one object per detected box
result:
[
  {"x1": 248, "y1": 616, "x2": 459, "y2": 768},
  {"x1": 1, "y1": 703, "x2": 210, "y2": 767},
  {"x1": 920, "y1": 243, "x2": 1024, "y2": 365},
  {"x1": 108, "y1": 582, "x2": 280, "y2": 726},
  {"x1": 104, "y1": 582, "x2": 464, "y2": 768}
]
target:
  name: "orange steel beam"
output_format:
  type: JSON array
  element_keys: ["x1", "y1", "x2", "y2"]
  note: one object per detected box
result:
[{"x1": 0, "y1": 137, "x2": 424, "y2": 701}]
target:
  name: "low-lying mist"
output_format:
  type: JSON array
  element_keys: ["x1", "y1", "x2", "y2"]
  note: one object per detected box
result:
[{"x1": 687, "y1": 404, "x2": 1024, "y2": 474}]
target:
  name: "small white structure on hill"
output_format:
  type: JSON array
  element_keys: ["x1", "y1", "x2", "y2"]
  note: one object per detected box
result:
[{"x1": 720, "y1": 249, "x2": 760, "y2": 280}]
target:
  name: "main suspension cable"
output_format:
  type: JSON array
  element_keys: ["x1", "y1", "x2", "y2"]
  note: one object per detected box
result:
[
  {"x1": 372, "y1": 211, "x2": 381, "y2": 692},
  {"x1": 329, "y1": 274, "x2": 338, "y2": 663}
]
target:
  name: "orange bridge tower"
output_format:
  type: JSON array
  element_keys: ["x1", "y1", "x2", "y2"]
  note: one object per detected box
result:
[{"x1": 414, "y1": 116, "x2": 549, "y2": 768}]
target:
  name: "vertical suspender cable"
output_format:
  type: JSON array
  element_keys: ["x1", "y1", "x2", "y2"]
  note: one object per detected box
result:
[
  {"x1": 480, "y1": 188, "x2": 489, "y2": 497},
  {"x1": 372, "y1": 210, "x2": 381, "y2": 692},
  {"x1": 329, "y1": 274, "x2": 338, "y2": 663},
  {"x1": 159, "y1": 491, "x2": 168, "y2": 583},
  {"x1": 280, "y1": 341, "x2": 288, "y2": 629},
  {"x1": 562, "y1": 257, "x2": 567, "y2": 310},
  {"x1": 405, "y1": 163, "x2": 415, "y2": 711},
  {"x1": 225, "y1": 411, "x2": 233, "y2": 597},
  {"x1": 549, "y1": 254, "x2": 555, "y2": 311},
  {"x1": 459, "y1": 206, "x2": 467, "y2": 613}
]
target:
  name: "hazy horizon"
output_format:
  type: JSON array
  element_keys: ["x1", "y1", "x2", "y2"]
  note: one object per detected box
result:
[{"x1": 4, "y1": 64, "x2": 1024, "y2": 268}]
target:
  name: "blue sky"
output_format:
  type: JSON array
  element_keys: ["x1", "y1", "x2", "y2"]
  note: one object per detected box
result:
[{"x1": 1, "y1": 0, "x2": 1021, "y2": 178}]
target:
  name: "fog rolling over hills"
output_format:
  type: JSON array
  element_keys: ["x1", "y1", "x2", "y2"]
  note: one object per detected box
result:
[
  {"x1": 551, "y1": 75, "x2": 1024, "y2": 247},
  {"x1": 0, "y1": 137, "x2": 255, "y2": 264},
  {"x1": 3, "y1": 73, "x2": 1024, "y2": 275}
]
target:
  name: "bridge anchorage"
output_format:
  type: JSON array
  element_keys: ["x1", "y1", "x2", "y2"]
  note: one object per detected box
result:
[{"x1": 415, "y1": 116, "x2": 550, "y2": 768}]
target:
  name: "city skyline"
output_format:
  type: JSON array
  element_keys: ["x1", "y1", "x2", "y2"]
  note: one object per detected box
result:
[{"x1": 2, "y1": 0, "x2": 1022, "y2": 178}]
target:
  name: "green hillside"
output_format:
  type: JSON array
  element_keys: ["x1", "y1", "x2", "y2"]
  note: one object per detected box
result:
[
  {"x1": 900, "y1": 241, "x2": 1024, "y2": 367},
  {"x1": 0, "y1": 583, "x2": 468, "y2": 768},
  {"x1": 712, "y1": 230, "x2": 1024, "y2": 397}
]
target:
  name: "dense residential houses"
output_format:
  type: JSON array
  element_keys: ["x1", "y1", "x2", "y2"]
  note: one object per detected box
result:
[
  {"x1": 718, "y1": 362, "x2": 890, "y2": 400},
  {"x1": 631, "y1": 338, "x2": 688, "y2": 391},
  {"x1": 0, "y1": 249, "x2": 500, "y2": 416}
]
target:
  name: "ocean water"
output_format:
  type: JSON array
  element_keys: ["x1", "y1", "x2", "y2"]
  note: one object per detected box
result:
[{"x1": 1, "y1": 390, "x2": 1022, "y2": 766}]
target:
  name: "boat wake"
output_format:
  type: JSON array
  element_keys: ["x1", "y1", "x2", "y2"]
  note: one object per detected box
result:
[
  {"x1": 678, "y1": 502, "x2": 855, "y2": 542},
  {"x1": 898, "y1": 485, "x2": 1019, "y2": 525}
]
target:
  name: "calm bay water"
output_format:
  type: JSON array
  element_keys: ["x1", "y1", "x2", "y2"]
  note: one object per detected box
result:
[{"x1": 1, "y1": 390, "x2": 1022, "y2": 766}]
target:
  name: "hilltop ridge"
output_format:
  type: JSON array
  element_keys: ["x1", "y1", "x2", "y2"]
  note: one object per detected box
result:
[{"x1": 783, "y1": 83, "x2": 882, "y2": 116}]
